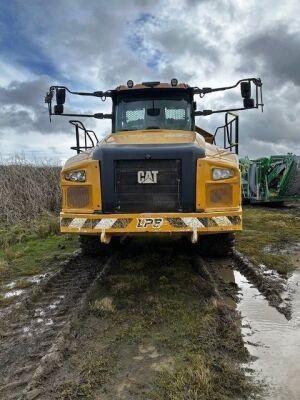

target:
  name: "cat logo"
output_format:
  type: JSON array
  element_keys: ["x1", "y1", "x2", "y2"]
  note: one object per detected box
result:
[{"x1": 137, "y1": 170, "x2": 158, "y2": 184}]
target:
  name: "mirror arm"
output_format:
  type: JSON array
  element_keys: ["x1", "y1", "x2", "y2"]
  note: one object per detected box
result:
[
  {"x1": 94, "y1": 113, "x2": 113, "y2": 119},
  {"x1": 49, "y1": 112, "x2": 113, "y2": 119},
  {"x1": 49, "y1": 86, "x2": 113, "y2": 98},
  {"x1": 45, "y1": 86, "x2": 114, "y2": 120},
  {"x1": 194, "y1": 104, "x2": 260, "y2": 117},
  {"x1": 193, "y1": 77, "x2": 263, "y2": 116},
  {"x1": 193, "y1": 77, "x2": 262, "y2": 96}
]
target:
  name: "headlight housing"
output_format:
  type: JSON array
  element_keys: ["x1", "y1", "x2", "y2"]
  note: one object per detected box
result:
[
  {"x1": 212, "y1": 168, "x2": 234, "y2": 180},
  {"x1": 65, "y1": 170, "x2": 86, "y2": 182}
]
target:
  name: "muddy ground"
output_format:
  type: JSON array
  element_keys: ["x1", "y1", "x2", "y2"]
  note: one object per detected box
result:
[
  {"x1": 37, "y1": 239, "x2": 257, "y2": 400},
  {"x1": 0, "y1": 205, "x2": 299, "y2": 400},
  {"x1": 1, "y1": 238, "x2": 261, "y2": 400}
]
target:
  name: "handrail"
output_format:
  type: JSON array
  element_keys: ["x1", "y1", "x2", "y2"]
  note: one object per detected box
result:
[
  {"x1": 69, "y1": 120, "x2": 99, "y2": 153},
  {"x1": 212, "y1": 112, "x2": 239, "y2": 154}
]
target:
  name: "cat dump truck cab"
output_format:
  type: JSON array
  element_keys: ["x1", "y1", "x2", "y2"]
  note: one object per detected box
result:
[{"x1": 45, "y1": 78, "x2": 263, "y2": 256}]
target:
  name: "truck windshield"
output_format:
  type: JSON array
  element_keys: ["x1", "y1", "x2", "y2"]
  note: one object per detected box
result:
[{"x1": 115, "y1": 95, "x2": 192, "y2": 132}]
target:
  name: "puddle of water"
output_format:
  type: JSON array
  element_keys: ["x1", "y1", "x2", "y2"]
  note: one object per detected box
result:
[
  {"x1": 4, "y1": 281, "x2": 17, "y2": 289},
  {"x1": 29, "y1": 273, "x2": 48, "y2": 284},
  {"x1": 264, "y1": 241, "x2": 300, "y2": 256},
  {"x1": 291, "y1": 249, "x2": 300, "y2": 267},
  {"x1": 34, "y1": 308, "x2": 45, "y2": 317},
  {"x1": 48, "y1": 296, "x2": 64, "y2": 309},
  {"x1": 235, "y1": 269, "x2": 300, "y2": 400},
  {"x1": 22, "y1": 326, "x2": 33, "y2": 338},
  {"x1": 1, "y1": 273, "x2": 48, "y2": 299},
  {"x1": 4, "y1": 289, "x2": 24, "y2": 298}
]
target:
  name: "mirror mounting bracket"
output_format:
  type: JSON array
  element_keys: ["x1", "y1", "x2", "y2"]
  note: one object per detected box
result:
[
  {"x1": 192, "y1": 77, "x2": 263, "y2": 116},
  {"x1": 45, "y1": 85, "x2": 114, "y2": 121}
]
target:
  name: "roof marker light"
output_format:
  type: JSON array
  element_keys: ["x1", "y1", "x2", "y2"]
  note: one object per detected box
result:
[
  {"x1": 127, "y1": 80, "x2": 134, "y2": 88},
  {"x1": 171, "y1": 78, "x2": 178, "y2": 87}
]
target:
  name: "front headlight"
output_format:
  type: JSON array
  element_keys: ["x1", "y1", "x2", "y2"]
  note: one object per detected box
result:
[
  {"x1": 65, "y1": 170, "x2": 86, "y2": 182},
  {"x1": 212, "y1": 168, "x2": 234, "y2": 180}
]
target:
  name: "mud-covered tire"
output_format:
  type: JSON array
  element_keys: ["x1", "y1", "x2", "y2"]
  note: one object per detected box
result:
[
  {"x1": 197, "y1": 233, "x2": 235, "y2": 257},
  {"x1": 79, "y1": 235, "x2": 120, "y2": 257}
]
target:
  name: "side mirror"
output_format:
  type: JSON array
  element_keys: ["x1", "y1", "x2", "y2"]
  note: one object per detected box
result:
[
  {"x1": 54, "y1": 104, "x2": 64, "y2": 114},
  {"x1": 243, "y1": 98, "x2": 254, "y2": 108},
  {"x1": 241, "y1": 81, "x2": 251, "y2": 99},
  {"x1": 56, "y1": 88, "x2": 66, "y2": 105}
]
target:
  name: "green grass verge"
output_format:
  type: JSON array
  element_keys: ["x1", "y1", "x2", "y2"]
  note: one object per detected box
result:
[
  {"x1": 236, "y1": 206, "x2": 300, "y2": 274},
  {"x1": 0, "y1": 213, "x2": 79, "y2": 288}
]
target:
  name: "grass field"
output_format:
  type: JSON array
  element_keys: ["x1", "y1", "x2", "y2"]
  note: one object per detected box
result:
[
  {"x1": 0, "y1": 160, "x2": 61, "y2": 224},
  {"x1": 0, "y1": 160, "x2": 78, "y2": 305},
  {"x1": 0, "y1": 213, "x2": 78, "y2": 305},
  {"x1": 236, "y1": 206, "x2": 300, "y2": 274}
]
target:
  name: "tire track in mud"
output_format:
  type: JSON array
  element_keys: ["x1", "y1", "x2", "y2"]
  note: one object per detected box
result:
[
  {"x1": 190, "y1": 244, "x2": 291, "y2": 319},
  {"x1": 0, "y1": 251, "x2": 118, "y2": 400},
  {"x1": 233, "y1": 249, "x2": 291, "y2": 319},
  {"x1": 38, "y1": 241, "x2": 255, "y2": 400},
  {"x1": 0, "y1": 238, "x2": 290, "y2": 399}
]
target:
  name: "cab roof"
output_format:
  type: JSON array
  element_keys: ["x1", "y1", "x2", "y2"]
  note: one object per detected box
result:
[{"x1": 115, "y1": 82, "x2": 190, "y2": 91}]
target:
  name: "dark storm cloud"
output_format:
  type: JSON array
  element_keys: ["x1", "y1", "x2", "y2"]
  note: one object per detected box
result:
[
  {"x1": 0, "y1": 0, "x2": 299, "y2": 159},
  {"x1": 239, "y1": 25, "x2": 300, "y2": 86},
  {"x1": 1, "y1": 0, "x2": 225, "y2": 88},
  {"x1": 0, "y1": 106, "x2": 68, "y2": 135},
  {"x1": 0, "y1": 78, "x2": 49, "y2": 108},
  {"x1": 0, "y1": 78, "x2": 98, "y2": 137},
  {"x1": 0, "y1": 0, "x2": 159, "y2": 94}
]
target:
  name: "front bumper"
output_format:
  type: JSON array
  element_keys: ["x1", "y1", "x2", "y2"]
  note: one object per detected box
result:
[{"x1": 60, "y1": 210, "x2": 242, "y2": 235}]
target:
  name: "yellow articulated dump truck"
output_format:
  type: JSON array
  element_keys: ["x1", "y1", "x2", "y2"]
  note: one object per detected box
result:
[{"x1": 45, "y1": 78, "x2": 263, "y2": 256}]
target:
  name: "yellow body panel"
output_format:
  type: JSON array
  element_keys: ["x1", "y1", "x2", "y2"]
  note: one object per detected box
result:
[
  {"x1": 196, "y1": 158, "x2": 241, "y2": 211},
  {"x1": 60, "y1": 129, "x2": 242, "y2": 237},
  {"x1": 104, "y1": 130, "x2": 196, "y2": 145},
  {"x1": 61, "y1": 159, "x2": 102, "y2": 213}
]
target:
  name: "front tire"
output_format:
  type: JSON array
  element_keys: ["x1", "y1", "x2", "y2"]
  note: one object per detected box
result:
[{"x1": 197, "y1": 233, "x2": 235, "y2": 257}]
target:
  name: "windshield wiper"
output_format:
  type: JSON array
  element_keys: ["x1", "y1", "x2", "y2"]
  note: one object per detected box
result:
[{"x1": 146, "y1": 126, "x2": 160, "y2": 129}]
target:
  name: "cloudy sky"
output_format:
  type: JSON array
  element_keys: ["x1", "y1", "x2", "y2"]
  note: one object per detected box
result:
[{"x1": 0, "y1": 0, "x2": 299, "y2": 163}]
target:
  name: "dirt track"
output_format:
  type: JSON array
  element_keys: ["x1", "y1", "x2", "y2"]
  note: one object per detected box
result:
[
  {"x1": 0, "y1": 237, "x2": 292, "y2": 400},
  {"x1": 0, "y1": 252, "x2": 116, "y2": 400}
]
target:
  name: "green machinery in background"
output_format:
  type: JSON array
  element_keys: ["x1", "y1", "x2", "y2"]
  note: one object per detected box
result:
[{"x1": 240, "y1": 154, "x2": 300, "y2": 203}]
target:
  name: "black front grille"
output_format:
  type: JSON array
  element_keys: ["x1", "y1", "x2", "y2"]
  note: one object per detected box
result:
[{"x1": 114, "y1": 160, "x2": 182, "y2": 212}]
